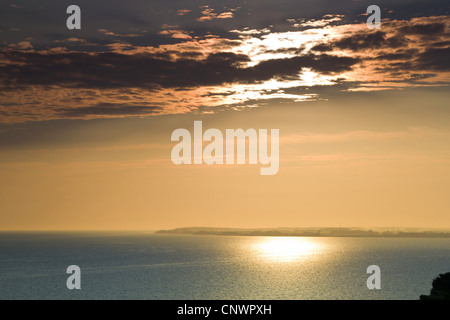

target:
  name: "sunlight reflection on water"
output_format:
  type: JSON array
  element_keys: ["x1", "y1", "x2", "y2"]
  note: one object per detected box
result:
[{"x1": 253, "y1": 237, "x2": 324, "y2": 262}]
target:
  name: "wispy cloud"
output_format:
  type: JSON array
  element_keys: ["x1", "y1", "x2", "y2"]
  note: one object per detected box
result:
[
  {"x1": 197, "y1": 5, "x2": 235, "y2": 21},
  {"x1": 176, "y1": 9, "x2": 191, "y2": 16}
]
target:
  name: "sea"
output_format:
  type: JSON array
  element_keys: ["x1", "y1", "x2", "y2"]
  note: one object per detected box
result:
[{"x1": 0, "y1": 232, "x2": 449, "y2": 300}]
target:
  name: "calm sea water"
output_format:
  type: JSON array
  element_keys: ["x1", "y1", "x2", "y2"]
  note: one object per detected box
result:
[{"x1": 0, "y1": 232, "x2": 449, "y2": 300}]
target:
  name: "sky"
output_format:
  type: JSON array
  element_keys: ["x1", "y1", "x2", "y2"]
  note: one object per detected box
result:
[{"x1": 0, "y1": 0, "x2": 449, "y2": 230}]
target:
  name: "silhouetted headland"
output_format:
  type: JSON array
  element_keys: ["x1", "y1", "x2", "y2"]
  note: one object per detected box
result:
[
  {"x1": 420, "y1": 272, "x2": 450, "y2": 300},
  {"x1": 155, "y1": 227, "x2": 450, "y2": 238}
]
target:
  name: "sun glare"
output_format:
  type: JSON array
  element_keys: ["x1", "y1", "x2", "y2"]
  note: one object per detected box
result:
[{"x1": 254, "y1": 237, "x2": 322, "y2": 262}]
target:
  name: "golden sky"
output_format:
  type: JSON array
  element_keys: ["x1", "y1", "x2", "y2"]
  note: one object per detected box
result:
[{"x1": 1, "y1": 1, "x2": 449, "y2": 230}]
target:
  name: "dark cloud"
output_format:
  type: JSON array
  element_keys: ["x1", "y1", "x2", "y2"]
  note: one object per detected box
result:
[
  {"x1": 334, "y1": 31, "x2": 386, "y2": 50},
  {"x1": 201, "y1": 91, "x2": 236, "y2": 97},
  {"x1": 305, "y1": 17, "x2": 449, "y2": 77},
  {"x1": 263, "y1": 47, "x2": 304, "y2": 55},
  {"x1": 374, "y1": 52, "x2": 415, "y2": 61},
  {"x1": 334, "y1": 31, "x2": 407, "y2": 51},
  {"x1": 58, "y1": 103, "x2": 161, "y2": 117},
  {"x1": 415, "y1": 47, "x2": 450, "y2": 71},
  {"x1": 385, "y1": 61, "x2": 414, "y2": 71},
  {"x1": 311, "y1": 43, "x2": 333, "y2": 52},
  {"x1": 311, "y1": 31, "x2": 409, "y2": 53},
  {"x1": 432, "y1": 40, "x2": 450, "y2": 47},
  {"x1": 409, "y1": 73, "x2": 437, "y2": 81},
  {"x1": 0, "y1": 50, "x2": 359, "y2": 90},
  {"x1": 283, "y1": 81, "x2": 361, "y2": 96},
  {"x1": 399, "y1": 23, "x2": 446, "y2": 35},
  {"x1": 261, "y1": 52, "x2": 354, "y2": 76}
]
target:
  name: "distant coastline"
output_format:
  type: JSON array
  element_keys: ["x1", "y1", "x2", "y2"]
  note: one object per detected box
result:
[{"x1": 156, "y1": 227, "x2": 450, "y2": 238}]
